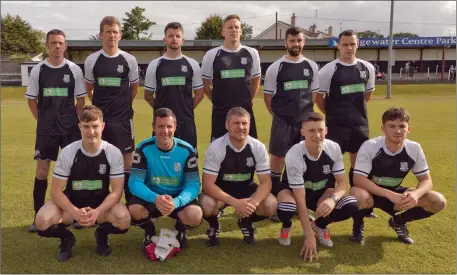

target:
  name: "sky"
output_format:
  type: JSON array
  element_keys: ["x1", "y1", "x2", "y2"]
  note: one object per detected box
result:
[{"x1": 1, "y1": 1, "x2": 456, "y2": 40}]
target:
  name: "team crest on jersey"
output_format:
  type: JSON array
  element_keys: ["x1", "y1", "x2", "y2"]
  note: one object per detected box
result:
[
  {"x1": 241, "y1": 57, "x2": 247, "y2": 65},
  {"x1": 322, "y1": 165, "x2": 331, "y2": 174},
  {"x1": 63, "y1": 74, "x2": 70, "y2": 83},
  {"x1": 400, "y1": 162, "x2": 409, "y2": 172},
  {"x1": 99, "y1": 164, "x2": 107, "y2": 174},
  {"x1": 303, "y1": 69, "x2": 310, "y2": 76},
  {"x1": 174, "y1": 162, "x2": 181, "y2": 172},
  {"x1": 117, "y1": 65, "x2": 124, "y2": 73},
  {"x1": 181, "y1": 65, "x2": 188, "y2": 72},
  {"x1": 360, "y1": 70, "x2": 367, "y2": 79},
  {"x1": 246, "y1": 157, "x2": 254, "y2": 167}
]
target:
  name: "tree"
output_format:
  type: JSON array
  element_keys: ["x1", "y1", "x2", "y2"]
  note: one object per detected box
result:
[
  {"x1": 393, "y1": 32, "x2": 419, "y2": 37},
  {"x1": 357, "y1": 30, "x2": 384, "y2": 38},
  {"x1": 121, "y1": 6, "x2": 155, "y2": 40},
  {"x1": 1, "y1": 13, "x2": 45, "y2": 55},
  {"x1": 195, "y1": 14, "x2": 254, "y2": 40}
]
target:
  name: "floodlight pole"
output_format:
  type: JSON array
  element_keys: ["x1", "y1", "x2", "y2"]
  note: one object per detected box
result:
[{"x1": 386, "y1": 0, "x2": 394, "y2": 99}]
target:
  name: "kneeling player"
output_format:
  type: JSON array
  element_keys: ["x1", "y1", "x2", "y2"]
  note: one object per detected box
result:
[
  {"x1": 128, "y1": 108, "x2": 202, "y2": 251},
  {"x1": 350, "y1": 107, "x2": 446, "y2": 245},
  {"x1": 276, "y1": 113, "x2": 359, "y2": 260},
  {"x1": 200, "y1": 107, "x2": 278, "y2": 246},
  {"x1": 35, "y1": 106, "x2": 131, "y2": 262}
]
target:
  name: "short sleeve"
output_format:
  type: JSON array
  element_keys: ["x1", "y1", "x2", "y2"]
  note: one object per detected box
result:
[
  {"x1": 201, "y1": 49, "x2": 216, "y2": 80},
  {"x1": 318, "y1": 62, "x2": 335, "y2": 94},
  {"x1": 69, "y1": 64, "x2": 87, "y2": 98},
  {"x1": 328, "y1": 142, "x2": 345, "y2": 175},
  {"x1": 25, "y1": 64, "x2": 41, "y2": 99},
  {"x1": 411, "y1": 143, "x2": 430, "y2": 177},
  {"x1": 285, "y1": 147, "x2": 306, "y2": 189},
  {"x1": 250, "y1": 48, "x2": 261, "y2": 78},
  {"x1": 310, "y1": 60, "x2": 320, "y2": 92},
  {"x1": 252, "y1": 141, "x2": 270, "y2": 175},
  {"x1": 188, "y1": 58, "x2": 204, "y2": 90},
  {"x1": 353, "y1": 141, "x2": 374, "y2": 177},
  {"x1": 203, "y1": 144, "x2": 221, "y2": 175},
  {"x1": 263, "y1": 61, "x2": 279, "y2": 95},
  {"x1": 106, "y1": 144, "x2": 125, "y2": 178},
  {"x1": 125, "y1": 53, "x2": 139, "y2": 83},
  {"x1": 84, "y1": 54, "x2": 96, "y2": 83},
  {"x1": 365, "y1": 61, "x2": 376, "y2": 92},
  {"x1": 53, "y1": 145, "x2": 76, "y2": 180},
  {"x1": 144, "y1": 59, "x2": 158, "y2": 93}
]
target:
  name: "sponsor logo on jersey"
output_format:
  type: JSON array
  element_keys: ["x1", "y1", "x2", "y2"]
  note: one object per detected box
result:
[
  {"x1": 161, "y1": 76, "x2": 186, "y2": 86},
  {"x1": 117, "y1": 65, "x2": 124, "y2": 73},
  {"x1": 99, "y1": 164, "x2": 107, "y2": 174},
  {"x1": 340, "y1": 83, "x2": 365, "y2": 94},
  {"x1": 174, "y1": 162, "x2": 182, "y2": 172},
  {"x1": 360, "y1": 70, "x2": 367, "y2": 79},
  {"x1": 223, "y1": 173, "x2": 251, "y2": 181},
  {"x1": 98, "y1": 77, "x2": 121, "y2": 87},
  {"x1": 303, "y1": 69, "x2": 310, "y2": 76},
  {"x1": 304, "y1": 179, "x2": 328, "y2": 191},
  {"x1": 241, "y1": 57, "x2": 247, "y2": 65},
  {"x1": 72, "y1": 180, "x2": 103, "y2": 190},
  {"x1": 220, "y1": 69, "x2": 245, "y2": 79},
  {"x1": 63, "y1": 74, "x2": 70, "y2": 83},
  {"x1": 400, "y1": 162, "x2": 409, "y2": 172},
  {"x1": 284, "y1": 80, "x2": 308, "y2": 91},
  {"x1": 181, "y1": 65, "x2": 188, "y2": 72},
  {"x1": 246, "y1": 157, "x2": 254, "y2": 167},
  {"x1": 322, "y1": 165, "x2": 331, "y2": 174},
  {"x1": 43, "y1": 88, "x2": 68, "y2": 97},
  {"x1": 372, "y1": 176, "x2": 403, "y2": 187}
]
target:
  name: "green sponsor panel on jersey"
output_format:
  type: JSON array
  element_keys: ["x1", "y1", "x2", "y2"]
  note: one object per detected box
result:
[
  {"x1": 98, "y1": 77, "x2": 121, "y2": 87},
  {"x1": 220, "y1": 69, "x2": 245, "y2": 79},
  {"x1": 340, "y1": 83, "x2": 365, "y2": 94},
  {"x1": 304, "y1": 179, "x2": 328, "y2": 191},
  {"x1": 284, "y1": 80, "x2": 309, "y2": 91},
  {"x1": 72, "y1": 180, "x2": 102, "y2": 191},
  {"x1": 151, "y1": 176, "x2": 179, "y2": 185},
  {"x1": 223, "y1": 173, "x2": 251, "y2": 181},
  {"x1": 43, "y1": 88, "x2": 68, "y2": 97},
  {"x1": 161, "y1": 76, "x2": 186, "y2": 86},
  {"x1": 372, "y1": 176, "x2": 403, "y2": 187}
]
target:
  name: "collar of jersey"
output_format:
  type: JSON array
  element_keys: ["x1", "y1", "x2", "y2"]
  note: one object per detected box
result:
[
  {"x1": 281, "y1": 55, "x2": 306, "y2": 64},
  {"x1": 302, "y1": 140, "x2": 324, "y2": 161},
  {"x1": 80, "y1": 140, "x2": 104, "y2": 157},
  {"x1": 101, "y1": 49, "x2": 121, "y2": 58},
  {"x1": 162, "y1": 55, "x2": 184, "y2": 61},
  {"x1": 336, "y1": 58, "x2": 359, "y2": 66},
  {"x1": 153, "y1": 136, "x2": 177, "y2": 153},
  {"x1": 381, "y1": 136, "x2": 405, "y2": 156},
  {"x1": 44, "y1": 58, "x2": 66, "y2": 69},
  {"x1": 225, "y1": 134, "x2": 248, "y2": 153},
  {"x1": 221, "y1": 45, "x2": 243, "y2": 53}
]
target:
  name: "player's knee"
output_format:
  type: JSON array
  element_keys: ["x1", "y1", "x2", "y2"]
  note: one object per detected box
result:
[
  {"x1": 114, "y1": 208, "x2": 132, "y2": 229},
  {"x1": 336, "y1": 195, "x2": 359, "y2": 216},
  {"x1": 35, "y1": 166, "x2": 50, "y2": 180},
  {"x1": 128, "y1": 204, "x2": 148, "y2": 220},
  {"x1": 181, "y1": 206, "x2": 203, "y2": 228},
  {"x1": 35, "y1": 211, "x2": 56, "y2": 231},
  {"x1": 350, "y1": 187, "x2": 372, "y2": 209},
  {"x1": 200, "y1": 194, "x2": 217, "y2": 216},
  {"x1": 431, "y1": 192, "x2": 446, "y2": 213},
  {"x1": 259, "y1": 194, "x2": 278, "y2": 216}
]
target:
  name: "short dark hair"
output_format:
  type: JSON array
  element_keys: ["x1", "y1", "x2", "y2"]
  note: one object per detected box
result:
[
  {"x1": 285, "y1": 26, "x2": 303, "y2": 40},
  {"x1": 223, "y1": 14, "x2": 241, "y2": 25},
  {"x1": 226, "y1": 107, "x2": 250, "y2": 122},
  {"x1": 79, "y1": 105, "x2": 103, "y2": 122},
  {"x1": 153, "y1": 108, "x2": 177, "y2": 125},
  {"x1": 46, "y1": 29, "x2": 66, "y2": 44},
  {"x1": 302, "y1": 112, "x2": 325, "y2": 125},
  {"x1": 164, "y1": 22, "x2": 183, "y2": 34},
  {"x1": 338, "y1": 30, "x2": 358, "y2": 42},
  {"x1": 382, "y1": 107, "x2": 411, "y2": 125}
]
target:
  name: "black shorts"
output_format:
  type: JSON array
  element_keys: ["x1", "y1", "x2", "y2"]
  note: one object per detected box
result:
[
  {"x1": 34, "y1": 131, "x2": 81, "y2": 161},
  {"x1": 68, "y1": 195, "x2": 107, "y2": 210},
  {"x1": 211, "y1": 107, "x2": 258, "y2": 141},
  {"x1": 326, "y1": 124, "x2": 369, "y2": 154},
  {"x1": 213, "y1": 182, "x2": 258, "y2": 200},
  {"x1": 128, "y1": 196, "x2": 201, "y2": 220},
  {"x1": 269, "y1": 115, "x2": 303, "y2": 157},
  {"x1": 102, "y1": 119, "x2": 135, "y2": 153},
  {"x1": 152, "y1": 121, "x2": 197, "y2": 149},
  {"x1": 372, "y1": 186, "x2": 409, "y2": 216}
]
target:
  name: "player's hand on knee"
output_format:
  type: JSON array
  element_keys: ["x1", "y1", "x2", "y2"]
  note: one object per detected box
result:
[
  {"x1": 300, "y1": 236, "x2": 318, "y2": 262},
  {"x1": 234, "y1": 198, "x2": 256, "y2": 217},
  {"x1": 79, "y1": 207, "x2": 100, "y2": 227},
  {"x1": 316, "y1": 198, "x2": 335, "y2": 218},
  {"x1": 388, "y1": 192, "x2": 405, "y2": 205},
  {"x1": 397, "y1": 191, "x2": 419, "y2": 211},
  {"x1": 156, "y1": 195, "x2": 174, "y2": 214}
]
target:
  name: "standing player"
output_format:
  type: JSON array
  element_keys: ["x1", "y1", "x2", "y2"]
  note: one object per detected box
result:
[
  {"x1": 201, "y1": 14, "x2": 261, "y2": 141},
  {"x1": 25, "y1": 29, "x2": 86, "y2": 232},
  {"x1": 144, "y1": 22, "x2": 204, "y2": 149},
  {"x1": 316, "y1": 30, "x2": 377, "y2": 218},
  {"x1": 263, "y1": 26, "x2": 320, "y2": 204},
  {"x1": 200, "y1": 107, "x2": 278, "y2": 246},
  {"x1": 128, "y1": 108, "x2": 202, "y2": 250},
  {"x1": 349, "y1": 107, "x2": 446, "y2": 245},
  {"x1": 276, "y1": 113, "x2": 358, "y2": 256},
  {"x1": 34, "y1": 106, "x2": 131, "y2": 262},
  {"x1": 84, "y1": 16, "x2": 139, "y2": 203}
]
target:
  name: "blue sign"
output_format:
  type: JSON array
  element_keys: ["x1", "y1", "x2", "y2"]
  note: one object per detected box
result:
[{"x1": 329, "y1": 36, "x2": 456, "y2": 47}]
